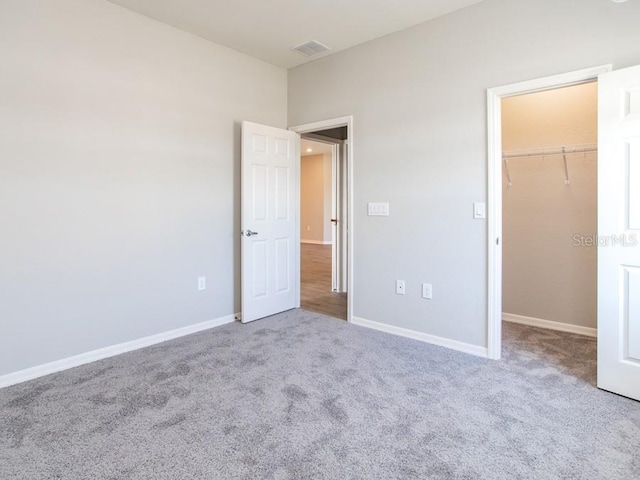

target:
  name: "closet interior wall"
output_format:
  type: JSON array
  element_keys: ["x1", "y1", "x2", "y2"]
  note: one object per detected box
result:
[{"x1": 502, "y1": 82, "x2": 598, "y2": 330}]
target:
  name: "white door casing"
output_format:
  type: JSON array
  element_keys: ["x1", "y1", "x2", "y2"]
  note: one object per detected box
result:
[
  {"x1": 331, "y1": 143, "x2": 339, "y2": 292},
  {"x1": 290, "y1": 116, "x2": 354, "y2": 322},
  {"x1": 241, "y1": 121, "x2": 299, "y2": 323},
  {"x1": 486, "y1": 65, "x2": 612, "y2": 360},
  {"x1": 597, "y1": 65, "x2": 640, "y2": 401},
  {"x1": 329, "y1": 139, "x2": 347, "y2": 293},
  {"x1": 341, "y1": 140, "x2": 349, "y2": 293}
]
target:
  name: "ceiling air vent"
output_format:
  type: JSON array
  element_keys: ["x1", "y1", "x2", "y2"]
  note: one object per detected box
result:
[{"x1": 292, "y1": 40, "x2": 331, "y2": 57}]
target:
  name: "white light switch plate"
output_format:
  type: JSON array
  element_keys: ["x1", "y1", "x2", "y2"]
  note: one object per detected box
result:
[
  {"x1": 368, "y1": 202, "x2": 389, "y2": 216},
  {"x1": 474, "y1": 202, "x2": 486, "y2": 219}
]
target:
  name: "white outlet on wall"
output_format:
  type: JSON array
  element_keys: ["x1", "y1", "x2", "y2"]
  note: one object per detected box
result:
[
  {"x1": 306, "y1": 226, "x2": 311, "y2": 231},
  {"x1": 422, "y1": 283, "x2": 433, "y2": 300},
  {"x1": 396, "y1": 280, "x2": 406, "y2": 295},
  {"x1": 198, "y1": 277, "x2": 206, "y2": 291}
]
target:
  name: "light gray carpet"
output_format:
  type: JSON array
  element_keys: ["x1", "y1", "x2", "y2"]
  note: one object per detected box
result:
[{"x1": 1, "y1": 310, "x2": 639, "y2": 479}]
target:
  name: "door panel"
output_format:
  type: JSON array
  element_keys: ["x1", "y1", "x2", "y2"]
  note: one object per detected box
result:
[
  {"x1": 598, "y1": 65, "x2": 640, "y2": 400},
  {"x1": 251, "y1": 241, "x2": 268, "y2": 298},
  {"x1": 275, "y1": 237, "x2": 291, "y2": 293},
  {"x1": 241, "y1": 121, "x2": 299, "y2": 323},
  {"x1": 626, "y1": 267, "x2": 640, "y2": 361},
  {"x1": 274, "y1": 166, "x2": 290, "y2": 221},
  {"x1": 624, "y1": 88, "x2": 640, "y2": 116},
  {"x1": 629, "y1": 142, "x2": 640, "y2": 229},
  {"x1": 252, "y1": 165, "x2": 267, "y2": 221}
]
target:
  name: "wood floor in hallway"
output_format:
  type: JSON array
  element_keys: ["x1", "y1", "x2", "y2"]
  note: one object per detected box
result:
[{"x1": 301, "y1": 243, "x2": 347, "y2": 320}]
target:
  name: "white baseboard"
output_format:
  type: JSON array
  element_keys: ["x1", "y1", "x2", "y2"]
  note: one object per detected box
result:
[
  {"x1": 301, "y1": 239, "x2": 332, "y2": 245},
  {"x1": 0, "y1": 314, "x2": 238, "y2": 389},
  {"x1": 502, "y1": 313, "x2": 597, "y2": 338},
  {"x1": 351, "y1": 316, "x2": 488, "y2": 358}
]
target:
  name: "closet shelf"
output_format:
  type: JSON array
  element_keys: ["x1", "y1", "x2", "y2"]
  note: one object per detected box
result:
[
  {"x1": 502, "y1": 144, "x2": 597, "y2": 159},
  {"x1": 502, "y1": 144, "x2": 597, "y2": 187}
]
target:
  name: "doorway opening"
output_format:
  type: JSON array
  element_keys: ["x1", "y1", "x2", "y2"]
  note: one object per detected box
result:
[
  {"x1": 300, "y1": 135, "x2": 346, "y2": 319},
  {"x1": 291, "y1": 117, "x2": 353, "y2": 322},
  {"x1": 486, "y1": 65, "x2": 611, "y2": 360},
  {"x1": 500, "y1": 82, "x2": 598, "y2": 372}
]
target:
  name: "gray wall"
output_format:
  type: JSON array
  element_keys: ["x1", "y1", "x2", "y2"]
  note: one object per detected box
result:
[
  {"x1": 288, "y1": 0, "x2": 640, "y2": 347},
  {"x1": 0, "y1": 0, "x2": 286, "y2": 375},
  {"x1": 502, "y1": 83, "x2": 598, "y2": 329}
]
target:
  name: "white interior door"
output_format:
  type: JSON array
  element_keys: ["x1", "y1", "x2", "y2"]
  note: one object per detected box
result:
[
  {"x1": 329, "y1": 139, "x2": 348, "y2": 293},
  {"x1": 331, "y1": 144, "x2": 339, "y2": 292},
  {"x1": 340, "y1": 140, "x2": 349, "y2": 293},
  {"x1": 241, "y1": 121, "x2": 299, "y2": 323},
  {"x1": 598, "y1": 65, "x2": 640, "y2": 401}
]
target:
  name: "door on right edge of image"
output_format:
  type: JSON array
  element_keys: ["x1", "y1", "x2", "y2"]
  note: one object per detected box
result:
[{"x1": 597, "y1": 64, "x2": 640, "y2": 401}]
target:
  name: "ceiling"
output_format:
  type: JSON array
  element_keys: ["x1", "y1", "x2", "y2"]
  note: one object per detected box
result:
[
  {"x1": 301, "y1": 139, "x2": 334, "y2": 157},
  {"x1": 107, "y1": 0, "x2": 486, "y2": 69}
]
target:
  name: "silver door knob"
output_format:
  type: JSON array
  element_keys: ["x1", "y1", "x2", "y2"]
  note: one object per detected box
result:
[{"x1": 245, "y1": 229, "x2": 259, "y2": 237}]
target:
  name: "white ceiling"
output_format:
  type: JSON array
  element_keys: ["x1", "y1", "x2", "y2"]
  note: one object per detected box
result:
[
  {"x1": 301, "y1": 139, "x2": 334, "y2": 157},
  {"x1": 107, "y1": 0, "x2": 486, "y2": 69}
]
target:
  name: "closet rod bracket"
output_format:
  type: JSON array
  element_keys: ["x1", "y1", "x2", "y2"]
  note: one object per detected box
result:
[
  {"x1": 562, "y1": 147, "x2": 570, "y2": 185},
  {"x1": 503, "y1": 158, "x2": 512, "y2": 187}
]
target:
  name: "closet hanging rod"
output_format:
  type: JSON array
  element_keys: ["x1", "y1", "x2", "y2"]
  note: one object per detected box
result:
[{"x1": 502, "y1": 144, "x2": 597, "y2": 159}]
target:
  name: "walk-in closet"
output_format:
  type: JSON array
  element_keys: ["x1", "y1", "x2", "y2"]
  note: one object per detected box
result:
[{"x1": 502, "y1": 82, "x2": 598, "y2": 335}]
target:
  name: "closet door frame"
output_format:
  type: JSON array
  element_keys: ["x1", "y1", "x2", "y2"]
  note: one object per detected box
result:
[{"x1": 485, "y1": 64, "x2": 611, "y2": 360}]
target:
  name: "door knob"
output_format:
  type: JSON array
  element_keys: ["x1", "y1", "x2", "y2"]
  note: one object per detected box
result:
[{"x1": 245, "y1": 229, "x2": 259, "y2": 237}]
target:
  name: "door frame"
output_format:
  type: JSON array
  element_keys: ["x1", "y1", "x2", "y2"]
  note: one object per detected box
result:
[
  {"x1": 486, "y1": 65, "x2": 611, "y2": 360},
  {"x1": 290, "y1": 116, "x2": 354, "y2": 322}
]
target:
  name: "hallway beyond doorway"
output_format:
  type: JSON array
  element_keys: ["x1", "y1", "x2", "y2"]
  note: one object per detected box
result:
[{"x1": 301, "y1": 244, "x2": 347, "y2": 320}]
